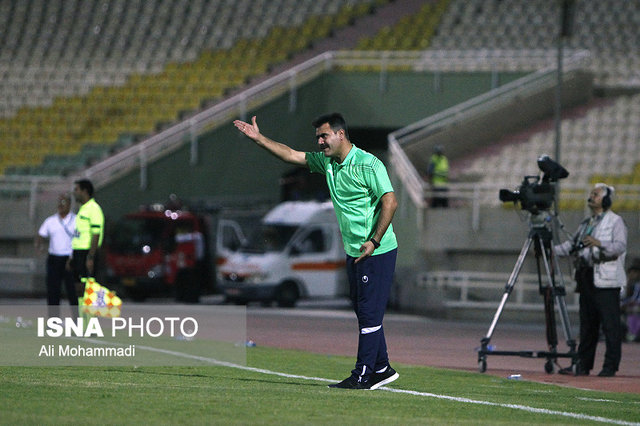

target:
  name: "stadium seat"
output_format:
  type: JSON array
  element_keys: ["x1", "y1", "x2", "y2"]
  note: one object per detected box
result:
[
  {"x1": 0, "y1": 0, "x2": 380, "y2": 176},
  {"x1": 429, "y1": 0, "x2": 640, "y2": 88}
]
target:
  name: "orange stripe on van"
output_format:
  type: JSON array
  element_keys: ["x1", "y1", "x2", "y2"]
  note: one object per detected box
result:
[{"x1": 291, "y1": 260, "x2": 346, "y2": 271}]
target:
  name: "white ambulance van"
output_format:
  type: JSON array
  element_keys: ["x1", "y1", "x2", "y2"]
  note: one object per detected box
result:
[{"x1": 218, "y1": 201, "x2": 347, "y2": 307}]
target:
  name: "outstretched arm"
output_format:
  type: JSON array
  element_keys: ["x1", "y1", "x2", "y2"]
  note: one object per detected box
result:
[{"x1": 234, "y1": 116, "x2": 307, "y2": 167}]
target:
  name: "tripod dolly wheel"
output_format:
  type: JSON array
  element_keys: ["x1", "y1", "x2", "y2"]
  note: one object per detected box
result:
[
  {"x1": 478, "y1": 357, "x2": 487, "y2": 373},
  {"x1": 544, "y1": 359, "x2": 554, "y2": 374}
]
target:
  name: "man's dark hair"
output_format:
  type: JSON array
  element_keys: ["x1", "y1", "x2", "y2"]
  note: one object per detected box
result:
[
  {"x1": 312, "y1": 112, "x2": 349, "y2": 140},
  {"x1": 74, "y1": 179, "x2": 94, "y2": 198}
]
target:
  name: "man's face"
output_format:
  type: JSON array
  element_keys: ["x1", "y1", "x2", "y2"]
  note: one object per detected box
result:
[
  {"x1": 73, "y1": 184, "x2": 85, "y2": 204},
  {"x1": 587, "y1": 186, "x2": 605, "y2": 210},
  {"x1": 57, "y1": 196, "x2": 71, "y2": 215},
  {"x1": 315, "y1": 123, "x2": 343, "y2": 158}
]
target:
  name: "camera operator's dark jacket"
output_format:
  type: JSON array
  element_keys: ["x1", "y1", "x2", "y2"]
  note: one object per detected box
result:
[{"x1": 555, "y1": 210, "x2": 627, "y2": 289}]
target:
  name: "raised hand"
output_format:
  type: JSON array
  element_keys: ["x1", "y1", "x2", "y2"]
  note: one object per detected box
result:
[{"x1": 233, "y1": 116, "x2": 260, "y2": 140}]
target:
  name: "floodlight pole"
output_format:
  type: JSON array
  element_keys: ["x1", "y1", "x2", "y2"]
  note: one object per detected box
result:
[
  {"x1": 554, "y1": 0, "x2": 574, "y2": 166},
  {"x1": 552, "y1": 31, "x2": 564, "y2": 243},
  {"x1": 553, "y1": 0, "x2": 573, "y2": 237},
  {"x1": 554, "y1": 34, "x2": 563, "y2": 167}
]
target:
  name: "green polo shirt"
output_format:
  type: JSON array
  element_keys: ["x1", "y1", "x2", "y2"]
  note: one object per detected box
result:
[
  {"x1": 306, "y1": 145, "x2": 397, "y2": 257},
  {"x1": 72, "y1": 198, "x2": 104, "y2": 250}
]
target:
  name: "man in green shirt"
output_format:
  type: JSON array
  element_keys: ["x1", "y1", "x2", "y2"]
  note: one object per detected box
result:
[
  {"x1": 234, "y1": 113, "x2": 399, "y2": 390},
  {"x1": 68, "y1": 179, "x2": 105, "y2": 298}
]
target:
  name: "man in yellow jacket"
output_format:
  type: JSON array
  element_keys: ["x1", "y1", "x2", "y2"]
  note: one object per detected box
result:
[
  {"x1": 426, "y1": 144, "x2": 449, "y2": 208},
  {"x1": 68, "y1": 179, "x2": 104, "y2": 299}
]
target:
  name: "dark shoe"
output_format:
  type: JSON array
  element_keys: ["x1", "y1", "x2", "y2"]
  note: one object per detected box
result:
[
  {"x1": 559, "y1": 365, "x2": 589, "y2": 376},
  {"x1": 328, "y1": 375, "x2": 370, "y2": 389},
  {"x1": 597, "y1": 369, "x2": 616, "y2": 377},
  {"x1": 368, "y1": 367, "x2": 399, "y2": 390}
]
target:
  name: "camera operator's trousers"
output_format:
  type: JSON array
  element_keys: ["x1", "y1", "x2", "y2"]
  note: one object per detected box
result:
[
  {"x1": 346, "y1": 249, "x2": 397, "y2": 382},
  {"x1": 576, "y1": 267, "x2": 622, "y2": 372}
]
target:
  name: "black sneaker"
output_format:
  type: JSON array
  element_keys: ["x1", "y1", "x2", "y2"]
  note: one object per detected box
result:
[
  {"x1": 328, "y1": 375, "x2": 370, "y2": 389},
  {"x1": 368, "y1": 367, "x2": 399, "y2": 390}
]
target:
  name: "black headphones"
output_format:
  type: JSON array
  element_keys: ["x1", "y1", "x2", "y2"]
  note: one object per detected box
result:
[{"x1": 602, "y1": 186, "x2": 612, "y2": 210}]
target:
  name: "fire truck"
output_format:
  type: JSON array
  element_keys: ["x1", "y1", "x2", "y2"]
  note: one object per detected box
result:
[{"x1": 105, "y1": 203, "x2": 214, "y2": 302}]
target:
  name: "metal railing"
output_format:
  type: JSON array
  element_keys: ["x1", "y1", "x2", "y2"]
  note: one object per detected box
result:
[
  {"x1": 332, "y1": 48, "x2": 590, "y2": 71},
  {"x1": 419, "y1": 182, "x2": 640, "y2": 231},
  {"x1": 417, "y1": 270, "x2": 579, "y2": 311}
]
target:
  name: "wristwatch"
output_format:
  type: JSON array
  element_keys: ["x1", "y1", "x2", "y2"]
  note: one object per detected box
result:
[{"x1": 369, "y1": 238, "x2": 380, "y2": 249}]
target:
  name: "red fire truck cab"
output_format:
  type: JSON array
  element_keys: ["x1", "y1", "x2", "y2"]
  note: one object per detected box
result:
[{"x1": 105, "y1": 204, "x2": 211, "y2": 302}]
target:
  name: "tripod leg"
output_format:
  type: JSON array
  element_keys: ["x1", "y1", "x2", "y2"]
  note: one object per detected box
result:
[
  {"x1": 555, "y1": 297, "x2": 576, "y2": 349},
  {"x1": 551, "y1": 249, "x2": 577, "y2": 353},
  {"x1": 544, "y1": 288, "x2": 559, "y2": 349},
  {"x1": 480, "y1": 236, "x2": 533, "y2": 371},
  {"x1": 540, "y1": 232, "x2": 580, "y2": 372},
  {"x1": 543, "y1": 286, "x2": 559, "y2": 374},
  {"x1": 483, "y1": 236, "x2": 533, "y2": 341},
  {"x1": 538, "y1": 236, "x2": 559, "y2": 354}
]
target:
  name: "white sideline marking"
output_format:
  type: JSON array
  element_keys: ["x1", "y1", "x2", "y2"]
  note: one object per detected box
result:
[
  {"x1": 577, "y1": 397, "x2": 622, "y2": 404},
  {"x1": 577, "y1": 397, "x2": 640, "y2": 406},
  {"x1": 84, "y1": 339, "x2": 639, "y2": 426}
]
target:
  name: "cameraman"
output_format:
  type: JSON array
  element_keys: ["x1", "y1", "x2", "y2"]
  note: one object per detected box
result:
[{"x1": 555, "y1": 183, "x2": 627, "y2": 377}]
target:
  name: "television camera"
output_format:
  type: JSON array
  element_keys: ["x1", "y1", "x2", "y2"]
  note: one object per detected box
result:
[{"x1": 499, "y1": 155, "x2": 569, "y2": 214}]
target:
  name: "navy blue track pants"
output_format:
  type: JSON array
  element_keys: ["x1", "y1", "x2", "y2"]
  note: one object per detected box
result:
[{"x1": 346, "y1": 248, "x2": 397, "y2": 381}]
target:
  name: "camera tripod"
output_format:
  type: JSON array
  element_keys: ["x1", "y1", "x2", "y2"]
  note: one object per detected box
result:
[{"x1": 478, "y1": 212, "x2": 577, "y2": 374}]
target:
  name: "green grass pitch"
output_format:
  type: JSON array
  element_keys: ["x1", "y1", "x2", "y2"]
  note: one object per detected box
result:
[{"x1": 1, "y1": 346, "x2": 639, "y2": 425}]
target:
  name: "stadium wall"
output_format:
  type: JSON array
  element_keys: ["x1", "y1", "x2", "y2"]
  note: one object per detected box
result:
[{"x1": 323, "y1": 71, "x2": 527, "y2": 127}]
